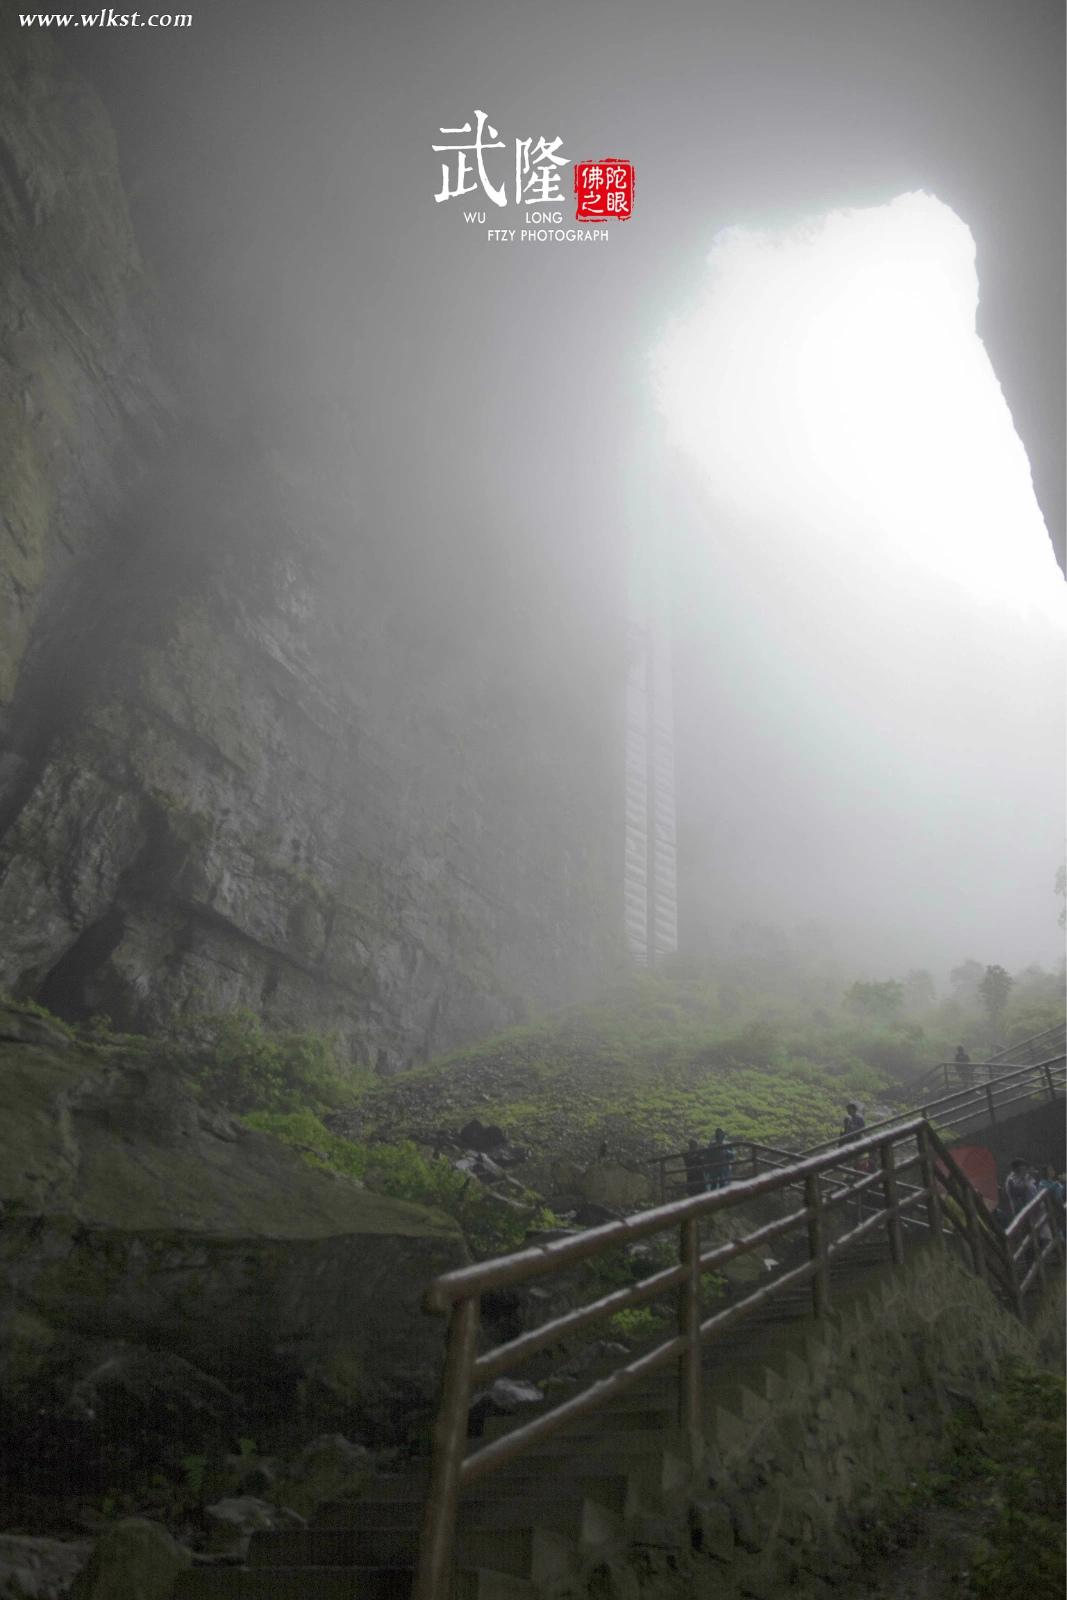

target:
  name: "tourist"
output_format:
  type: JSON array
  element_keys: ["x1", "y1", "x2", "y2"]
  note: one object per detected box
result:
[
  {"x1": 1036, "y1": 1163, "x2": 1065, "y2": 1236},
  {"x1": 1004, "y1": 1157, "x2": 1037, "y2": 1218},
  {"x1": 839, "y1": 1102, "x2": 866, "y2": 1143},
  {"x1": 705, "y1": 1128, "x2": 735, "y2": 1190},
  {"x1": 954, "y1": 1044, "x2": 975, "y2": 1089}
]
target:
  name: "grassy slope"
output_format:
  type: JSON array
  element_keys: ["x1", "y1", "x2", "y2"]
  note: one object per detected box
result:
[{"x1": 346, "y1": 971, "x2": 953, "y2": 1177}]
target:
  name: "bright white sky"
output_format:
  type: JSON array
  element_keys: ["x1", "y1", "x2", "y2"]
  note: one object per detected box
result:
[
  {"x1": 654, "y1": 191, "x2": 1065, "y2": 624},
  {"x1": 649, "y1": 192, "x2": 1066, "y2": 974}
]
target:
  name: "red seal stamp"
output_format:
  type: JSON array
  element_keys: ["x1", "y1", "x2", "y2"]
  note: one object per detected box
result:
[{"x1": 574, "y1": 159, "x2": 634, "y2": 221}]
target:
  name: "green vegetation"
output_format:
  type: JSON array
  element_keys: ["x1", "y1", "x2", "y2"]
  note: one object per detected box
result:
[
  {"x1": 978, "y1": 963, "x2": 1013, "y2": 1031},
  {"x1": 845, "y1": 980, "x2": 905, "y2": 1021},
  {"x1": 242, "y1": 1108, "x2": 556, "y2": 1257},
  {"x1": 927, "y1": 1363, "x2": 1065, "y2": 1598},
  {"x1": 190, "y1": 1010, "x2": 370, "y2": 1114},
  {"x1": 351, "y1": 971, "x2": 936, "y2": 1170},
  {"x1": 608, "y1": 1305, "x2": 668, "y2": 1343},
  {"x1": 5, "y1": 995, "x2": 77, "y2": 1039}
]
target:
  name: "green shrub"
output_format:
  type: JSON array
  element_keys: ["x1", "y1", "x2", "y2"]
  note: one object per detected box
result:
[
  {"x1": 929, "y1": 1363, "x2": 1065, "y2": 1599},
  {"x1": 608, "y1": 1306, "x2": 669, "y2": 1343},
  {"x1": 243, "y1": 1111, "x2": 556, "y2": 1258},
  {"x1": 194, "y1": 1011, "x2": 368, "y2": 1113}
]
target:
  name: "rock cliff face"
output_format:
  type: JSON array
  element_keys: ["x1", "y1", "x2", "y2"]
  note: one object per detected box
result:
[
  {"x1": 0, "y1": 25, "x2": 624, "y2": 1070},
  {"x1": 0, "y1": 1004, "x2": 466, "y2": 1477}
]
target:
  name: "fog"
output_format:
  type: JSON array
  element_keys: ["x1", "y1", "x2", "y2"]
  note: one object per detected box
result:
[
  {"x1": 67, "y1": 0, "x2": 1065, "y2": 987},
  {"x1": 654, "y1": 194, "x2": 1066, "y2": 976}
]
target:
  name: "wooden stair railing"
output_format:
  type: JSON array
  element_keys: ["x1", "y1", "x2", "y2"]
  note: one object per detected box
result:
[
  {"x1": 412, "y1": 1114, "x2": 1059, "y2": 1599},
  {"x1": 650, "y1": 1054, "x2": 1065, "y2": 1202},
  {"x1": 889, "y1": 1031, "x2": 1065, "y2": 1102},
  {"x1": 988, "y1": 1023, "x2": 1067, "y2": 1066},
  {"x1": 1004, "y1": 1183, "x2": 1065, "y2": 1309}
]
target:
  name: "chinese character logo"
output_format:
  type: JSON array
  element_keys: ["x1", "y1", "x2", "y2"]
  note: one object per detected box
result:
[
  {"x1": 574, "y1": 159, "x2": 634, "y2": 221},
  {"x1": 433, "y1": 109, "x2": 570, "y2": 206}
]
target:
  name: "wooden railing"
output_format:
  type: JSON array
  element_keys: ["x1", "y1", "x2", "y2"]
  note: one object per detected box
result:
[
  {"x1": 1004, "y1": 1185, "x2": 1065, "y2": 1308},
  {"x1": 891, "y1": 1036, "x2": 1065, "y2": 1101},
  {"x1": 650, "y1": 1056, "x2": 1065, "y2": 1202},
  {"x1": 989, "y1": 1023, "x2": 1067, "y2": 1066},
  {"x1": 412, "y1": 1113, "x2": 1062, "y2": 1598}
]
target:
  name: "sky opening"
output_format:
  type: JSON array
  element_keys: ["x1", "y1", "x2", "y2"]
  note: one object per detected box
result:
[
  {"x1": 649, "y1": 193, "x2": 1066, "y2": 974},
  {"x1": 654, "y1": 192, "x2": 1064, "y2": 624}
]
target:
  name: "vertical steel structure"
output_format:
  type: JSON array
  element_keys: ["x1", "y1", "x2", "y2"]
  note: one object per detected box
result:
[{"x1": 624, "y1": 442, "x2": 678, "y2": 966}]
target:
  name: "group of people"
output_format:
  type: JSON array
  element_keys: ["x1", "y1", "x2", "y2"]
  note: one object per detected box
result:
[
  {"x1": 677, "y1": 1104, "x2": 1064, "y2": 1237},
  {"x1": 1004, "y1": 1157, "x2": 1065, "y2": 1231},
  {"x1": 682, "y1": 1129, "x2": 736, "y2": 1195}
]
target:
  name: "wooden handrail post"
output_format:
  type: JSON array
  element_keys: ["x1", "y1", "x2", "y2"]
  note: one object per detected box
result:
[
  {"x1": 880, "y1": 1141, "x2": 904, "y2": 1267},
  {"x1": 985, "y1": 1083, "x2": 996, "y2": 1123},
  {"x1": 1052, "y1": 1197, "x2": 1066, "y2": 1267},
  {"x1": 916, "y1": 1125, "x2": 943, "y2": 1247},
  {"x1": 678, "y1": 1216, "x2": 703, "y2": 1466},
  {"x1": 805, "y1": 1171, "x2": 829, "y2": 1317},
  {"x1": 1028, "y1": 1209, "x2": 1048, "y2": 1289},
  {"x1": 1043, "y1": 1063, "x2": 1055, "y2": 1101},
  {"x1": 961, "y1": 1181, "x2": 988, "y2": 1284},
  {"x1": 1004, "y1": 1236, "x2": 1026, "y2": 1321},
  {"x1": 414, "y1": 1295, "x2": 480, "y2": 1600}
]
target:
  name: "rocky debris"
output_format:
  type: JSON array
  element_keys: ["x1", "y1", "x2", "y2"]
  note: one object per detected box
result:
[
  {"x1": 571, "y1": 1200, "x2": 623, "y2": 1227},
  {"x1": 576, "y1": 1158, "x2": 652, "y2": 1210},
  {"x1": 12, "y1": 1338, "x2": 244, "y2": 1487},
  {"x1": 457, "y1": 1118, "x2": 506, "y2": 1152},
  {"x1": 0, "y1": 1535, "x2": 91, "y2": 1600},
  {"x1": 468, "y1": 1377, "x2": 544, "y2": 1435},
  {"x1": 68, "y1": 1520, "x2": 189, "y2": 1600},
  {"x1": 203, "y1": 1499, "x2": 304, "y2": 1559},
  {"x1": 268, "y1": 1435, "x2": 371, "y2": 1519},
  {"x1": 542, "y1": 1340, "x2": 630, "y2": 1392},
  {"x1": 220, "y1": 1450, "x2": 278, "y2": 1498},
  {"x1": 523, "y1": 1225, "x2": 580, "y2": 1245},
  {"x1": 454, "y1": 1152, "x2": 505, "y2": 1183},
  {"x1": 473, "y1": 1377, "x2": 544, "y2": 1413}
]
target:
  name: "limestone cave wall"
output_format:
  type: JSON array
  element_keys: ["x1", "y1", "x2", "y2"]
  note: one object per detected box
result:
[{"x1": 0, "y1": 25, "x2": 625, "y2": 1070}]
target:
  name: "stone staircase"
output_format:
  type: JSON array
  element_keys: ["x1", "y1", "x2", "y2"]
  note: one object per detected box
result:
[{"x1": 174, "y1": 1235, "x2": 899, "y2": 1599}]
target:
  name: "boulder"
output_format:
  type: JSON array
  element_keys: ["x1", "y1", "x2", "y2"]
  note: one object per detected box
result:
[
  {"x1": 68, "y1": 1521, "x2": 189, "y2": 1600},
  {"x1": 577, "y1": 1159, "x2": 652, "y2": 1210},
  {"x1": 270, "y1": 1434, "x2": 371, "y2": 1517},
  {"x1": 7, "y1": 1336, "x2": 242, "y2": 1488},
  {"x1": 468, "y1": 1377, "x2": 544, "y2": 1436},
  {"x1": 457, "y1": 1119, "x2": 507, "y2": 1152},
  {"x1": 0, "y1": 1008, "x2": 74, "y2": 1051},
  {"x1": 0, "y1": 1019, "x2": 467, "y2": 1474},
  {"x1": 204, "y1": 1499, "x2": 303, "y2": 1558},
  {"x1": 473, "y1": 1377, "x2": 543, "y2": 1413},
  {"x1": 0, "y1": 1535, "x2": 91, "y2": 1600},
  {"x1": 573, "y1": 1201, "x2": 623, "y2": 1227}
]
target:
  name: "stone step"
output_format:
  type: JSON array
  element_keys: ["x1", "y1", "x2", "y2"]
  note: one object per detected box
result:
[
  {"x1": 315, "y1": 1490, "x2": 622, "y2": 1545},
  {"x1": 319, "y1": 1469, "x2": 640, "y2": 1525},
  {"x1": 490, "y1": 1443, "x2": 690, "y2": 1503},
  {"x1": 481, "y1": 1403, "x2": 673, "y2": 1440},
  {"x1": 506, "y1": 1425, "x2": 688, "y2": 1459},
  {"x1": 176, "y1": 1565, "x2": 535, "y2": 1599},
  {"x1": 247, "y1": 1524, "x2": 575, "y2": 1583},
  {"x1": 176, "y1": 1566, "x2": 411, "y2": 1599}
]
